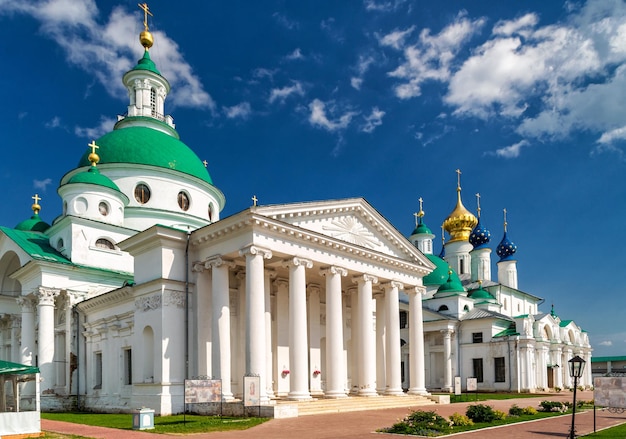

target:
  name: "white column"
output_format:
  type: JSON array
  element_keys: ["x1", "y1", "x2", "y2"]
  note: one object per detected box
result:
[
  {"x1": 354, "y1": 274, "x2": 378, "y2": 396},
  {"x1": 307, "y1": 284, "x2": 323, "y2": 396},
  {"x1": 274, "y1": 278, "x2": 290, "y2": 397},
  {"x1": 442, "y1": 329, "x2": 453, "y2": 392},
  {"x1": 240, "y1": 245, "x2": 272, "y2": 404},
  {"x1": 207, "y1": 256, "x2": 235, "y2": 400},
  {"x1": 382, "y1": 281, "x2": 404, "y2": 396},
  {"x1": 37, "y1": 287, "x2": 60, "y2": 391},
  {"x1": 193, "y1": 262, "x2": 212, "y2": 378},
  {"x1": 321, "y1": 266, "x2": 348, "y2": 398},
  {"x1": 284, "y1": 257, "x2": 312, "y2": 400},
  {"x1": 264, "y1": 269, "x2": 276, "y2": 399},
  {"x1": 11, "y1": 317, "x2": 20, "y2": 362},
  {"x1": 375, "y1": 291, "x2": 386, "y2": 395},
  {"x1": 408, "y1": 286, "x2": 428, "y2": 395},
  {"x1": 348, "y1": 287, "x2": 358, "y2": 394},
  {"x1": 17, "y1": 297, "x2": 36, "y2": 365}
]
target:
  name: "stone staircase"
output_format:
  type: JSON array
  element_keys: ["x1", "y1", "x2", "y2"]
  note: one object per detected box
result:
[{"x1": 275, "y1": 394, "x2": 436, "y2": 416}]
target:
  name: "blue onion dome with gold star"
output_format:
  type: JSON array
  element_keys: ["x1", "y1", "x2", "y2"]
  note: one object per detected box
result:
[
  {"x1": 15, "y1": 195, "x2": 51, "y2": 232},
  {"x1": 496, "y1": 209, "x2": 517, "y2": 261},
  {"x1": 442, "y1": 171, "x2": 478, "y2": 242},
  {"x1": 469, "y1": 193, "x2": 491, "y2": 249},
  {"x1": 434, "y1": 269, "x2": 466, "y2": 297}
]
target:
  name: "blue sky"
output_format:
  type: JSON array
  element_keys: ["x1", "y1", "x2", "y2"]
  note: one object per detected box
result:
[{"x1": 0, "y1": 0, "x2": 624, "y2": 357}]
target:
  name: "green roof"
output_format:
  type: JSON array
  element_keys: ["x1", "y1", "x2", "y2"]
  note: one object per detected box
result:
[
  {"x1": 468, "y1": 285, "x2": 497, "y2": 303},
  {"x1": 592, "y1": 356, "x2": 626, "y2": 363},
  {"x1": 423, "y1": 253, "x2": 462, "y2": 287},
  {"x1": 434, "y1": 272, "x2": 466, "y2": 296},
  {"x1": 77, "y1": 126, "x2": 214, "y2": 185},
  {"x1": 66, "y1": 166, "x2": 123, "y2": 192},
  {"x1": 559, "y1": 320, "x2": 574, "y2": 327},
  {"x1": 0, "y1": 227, "x2": 72, "y2": 265},
  {"x1": 15, "y1": 214, "x2": 50, "y2": 233},
  {"x1": 133, "y1": 50, "x2": 161, "y2": 75},
  {"x1": 0, "y1": 360, "x2": 39, "y2": 376},
  {"x1": 412, "y1": 222, "x2": 432, "y2": 235},
  {"x1": 493, "y1": 323, "x2": 519, "y2": 338}
]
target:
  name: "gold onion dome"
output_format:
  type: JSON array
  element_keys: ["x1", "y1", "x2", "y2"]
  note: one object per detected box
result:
[
  {"x1": 442, "y1": 171, "x2": 477, "y2": 242},
  {"x1": 140, "y1": 30, "x2": 153, "y2": 49}
]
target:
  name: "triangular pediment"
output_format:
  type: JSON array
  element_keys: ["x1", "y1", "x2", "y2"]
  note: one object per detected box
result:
[{"x1": 254, "y1": 198, "x2": 431, "y2": 267}]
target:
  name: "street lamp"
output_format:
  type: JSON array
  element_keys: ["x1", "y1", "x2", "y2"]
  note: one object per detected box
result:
[{"x1": 568, "y1": 355, "x2": 586, "y2": 439}]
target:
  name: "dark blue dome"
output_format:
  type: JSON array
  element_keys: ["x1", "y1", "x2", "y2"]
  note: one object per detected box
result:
[
  {"x1": 469, "y1": 218, "x2": 491, "y2": 249},
  {"x1": 496, "y1": 232, "x2": 517, "y2": 261}
]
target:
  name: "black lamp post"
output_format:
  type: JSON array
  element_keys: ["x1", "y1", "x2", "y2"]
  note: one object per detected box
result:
[{"x1": 568, "y1": 355, "x2": 586, "y2": 439}]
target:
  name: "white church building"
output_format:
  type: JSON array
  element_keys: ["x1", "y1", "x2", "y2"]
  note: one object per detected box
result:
[{"x1": 0, "y1": 8, "x2": 591, "y2": 415}]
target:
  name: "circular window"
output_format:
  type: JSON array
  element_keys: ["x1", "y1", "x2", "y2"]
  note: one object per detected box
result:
[
  {"x1": 134, "y1": 184, "x2": 151, "y2": 204},
  {"x1": 99, "y1": 201, "x2": 109, "y2": 216},
  {"x1": 74, "y1": 197, "x2": 88, "y2": 214},
  {"x1": 178, "y1": 191, "x2": 190, "y2": 211}
]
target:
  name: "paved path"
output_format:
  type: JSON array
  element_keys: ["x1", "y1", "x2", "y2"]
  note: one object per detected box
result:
[{"x1": 42, "y1": 391, "x2": 626, "y2": 438}]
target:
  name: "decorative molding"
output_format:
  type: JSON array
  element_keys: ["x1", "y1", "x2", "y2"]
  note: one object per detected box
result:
[
  {"x1": 352, "y1": 274, "x2": 378, "y2": 285},
  {"x1": 322, "y1": 217, "x2": 382, "y2": 249},
  {"x1": 16, "y1": 296, "x2": 36, "y2": 312},
  {"x1": 239, "y1": 245, "x2": 273, "y2": 260},
  {"x1": 320, "y1": 266, "x2": 348, "y2": 277},
  {"x1": 204, "y1": 256, "x2": 236, "y2": 270},
  {"x1": 36, "y1": 287, "x2": 60, "y2": 306},
  {"x1": 164, "y1": 291, "x2": 185, "y2": 308},
  {"x1": 381, "y1": 281, "x2": 404, "y2": 291},
  {"x1": 306, "y1": 283, "x2": 321, "y2": 296},
  {"x1": 135, "y1": 294, "x2": 161, "y2": 312},
  {"x1": 282, "y1": 256, "x2": 313, "y2": 269}
]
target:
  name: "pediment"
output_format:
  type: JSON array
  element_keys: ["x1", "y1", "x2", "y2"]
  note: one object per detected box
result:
[{"x1": 254, "y1": 198, "x2": 430, "y2": 266}]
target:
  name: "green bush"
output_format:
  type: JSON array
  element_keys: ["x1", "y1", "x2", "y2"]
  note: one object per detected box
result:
[
  {"x1": 508, "y1": 404, "x2": 523, "y2": 416},
  {"x1": 449, "y1": 412, "x2": 474, "y2": 427},
  {"x1": 466, "y1": 404, "x2": 496, "y2": 423},
  {"x1": 540, "y1": 401, "x2": 564, "y2": 412},
  {"x1": 522, "y1": 406, "x2": 538, "y2": 415},
  {"x1": 384, "y1": 410, "x2": 452, "y2": 436}
]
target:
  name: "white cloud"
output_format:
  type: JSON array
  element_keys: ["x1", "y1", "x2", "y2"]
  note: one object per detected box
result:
[
  {"x1": 490, "y1": 140, "x2": 530, "y2": 159},
  {"x1": 269, "y1": 81, "x2": 305, "y2": 104},
  {"x1": 0, "y1": 2, "x2": 214, "y2": 112},
  {"x1": 272, "y1": 12, "x2": 299, "y2": 30},
  {"x1": 285, "y1": 48, "x2": 304, "y2": 61},
  {"x1": 351, "y1": 77, "x2": 363, "y2": 90},
  {"x1": 364, "y1": 0, "x2": 406, "y2": 12},
  {"x1": 308, "y1": 99, "x2": 356, "y2": 132},
  {"x1": 45, "y1": 116, "x2": 62, "y2": 129},
  {"x1": 493, "y1": 13, "x2": 539, "y2": 37},
  {"x1": 379, "y1": 26, "x2": 415, "y2": 50},
  {"x1": 599, "y1": 340, "x2": 613, "y2": 347},
  {"x1": 387, "y1": 13, "x2": 486, "y2": 99},
  {"x1": 33, "y1": 178, "x2": 53, "y2": 192},
  {"x1": 223, "y1": 102, "x2": 252, "y2": 119},
  {"x1": 361, "y1": 107, "x2": 385, "y2": 133},
  {"x1": 74, "y1": 116, "x2": 116, "y2": 139},
  {"x1": 253, "y1": 68, "x2": 278, "y2": 81}
]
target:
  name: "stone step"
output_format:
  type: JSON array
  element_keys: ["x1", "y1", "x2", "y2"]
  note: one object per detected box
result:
[{"x1": 276, "y1": 394, "x2": 436, "y2": 416}]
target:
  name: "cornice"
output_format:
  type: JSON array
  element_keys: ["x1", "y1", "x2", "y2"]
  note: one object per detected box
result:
[{"x1": 77, "y1": 287, "x2": 133, "y2": 312}]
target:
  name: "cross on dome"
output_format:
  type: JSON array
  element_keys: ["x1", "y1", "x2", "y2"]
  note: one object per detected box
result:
[{"x1": 31, "y1": 193, "x2": 41, "y2": 214}]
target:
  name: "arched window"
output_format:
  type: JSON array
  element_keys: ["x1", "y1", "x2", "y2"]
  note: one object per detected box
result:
[
  {"x1": 438, "y1": 305, "x2": 449, "y2": 312},
  {"x1": 208, "y1": 202, "x2": 214, "y2": 221},
  {"x1": 99, "y1": 201, "x2": 109, "y2": 216},
  {"x1": 95, "y1": 238, "x2": 115, "y2": 250},
  {"x1": 134, "y1": 183, "x2": 151, "y2": 204},
  {"x1": 143, "y1": 326, "x2": 155, "y2": 382},
  {"x1": 150, "y1": 88, "x2": 157, "y2": 116},
  {"x1": 57, "y1": 238, "x2": 64, "y2": 250},
  {"x1": 177, "y1": 191, "x2": 190, "y2": 211}
]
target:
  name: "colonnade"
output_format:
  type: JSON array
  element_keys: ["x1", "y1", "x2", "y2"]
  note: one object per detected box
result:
[{"x1": 196, "y1": 245, "x2": 428, "y2": 400}]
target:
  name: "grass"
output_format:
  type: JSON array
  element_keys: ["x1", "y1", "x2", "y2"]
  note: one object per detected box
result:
[
  {"x1": 582, "y1": 423, "x2": 626, "y2": 437},
  {"x1": 42, "y1": 412, "x2": 268, "y2": 434}
]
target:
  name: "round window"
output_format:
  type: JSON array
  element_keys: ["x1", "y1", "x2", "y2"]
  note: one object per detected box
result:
[
  {"x1": 178, "y1": 191, "x2": 190, "y2": 211},
  {"x1": 134, "y1": 184, "x2": 151, "y2": 204}
]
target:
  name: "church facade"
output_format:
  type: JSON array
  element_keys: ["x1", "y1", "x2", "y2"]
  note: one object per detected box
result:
[{"x1": 0, "y1": 9, "x2": 591, "y2": 415}]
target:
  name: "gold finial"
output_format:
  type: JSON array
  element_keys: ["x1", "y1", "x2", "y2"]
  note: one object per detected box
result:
[
  {"x1": 202, "y1": 160, "x2": 208, "y2": 168},
  {"x1": 440, "y1": 225, "x2": 445, "y2": 246},
  {"x1": 456, "y1": 168, "x2": 462, "y2": 191},
  {"x1": 478, "y1": 279, "x2": 482, "y2": 287},
  {"x1": 475, "y1": 193, "x2": 481, "y2": 218},
  {"x1": 32, "y1": 194, "x2": 41, "y2": 215},
  {"x1": 252, "y1": 195, "x2": 258, "y2": 207},
  {"x1": 138, "y1": 3, "x2": 154, "y2": 49},
  {"x1": 503, "y1": 208, "x2": 508, "y2": 232},
  {"x1": 417, "y1": 196, "x2": 425, "y2": 218},
  {"x1": 87, "y1": 140, "x2": 100, "y2": 166}
]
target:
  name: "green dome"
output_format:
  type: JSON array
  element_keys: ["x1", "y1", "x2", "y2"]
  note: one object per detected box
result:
[
  {"x1": 412, "y1": 222, "x2": 432, "y2": 235},
  {"x1": 423, "y1": 253, "x2": 462, "y2": 287},
  {"x1": 15, "y1": 214, "x2": 50, "y2": 233},
  {"x1": 133, "y1": 50, "x2": 161, "y2": 75},
  {"x1": 435, "y1": 272, "x2": 466, "y2": 296},
  {"x1": 77, "y1": 126, "x2": 214, "y2": 185},
  {"x1": 468, "y1": 286, "x2": 497, "y2": 302},
  {"x1": 67, "y1": 166, "x2": 122, "y2": 192}
]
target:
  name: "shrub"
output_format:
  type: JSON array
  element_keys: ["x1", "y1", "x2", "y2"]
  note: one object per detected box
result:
[
  {"x1": 540, "y1": 401, "x2": 564, "y2": 412},
  {"x1": 493, "y1": 410, "x2": 507, "y2": 420},
  {"x1": 384, "y1": 410, "x2": 451, "y2": 436},
  {"x1": 508, "y1": 404, "x2": 524, "y2": 416},
  {"x1": 522, "y1": 406, "x2": 538, "y2": 415},
  {"x1": 449, "y1": 412, "x2": 473, "y2": 427},
  {"x1": 466, "y1": 404, "x2": 496, "y2": 423}
]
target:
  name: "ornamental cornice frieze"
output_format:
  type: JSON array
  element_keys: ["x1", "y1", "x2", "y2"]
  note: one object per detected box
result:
[
  {"x1": 78, "y1": 288, "x2": 133, "y2": 312},
  {"x1": 135, "y1": 294, "x2": 161, "y2": 312}
]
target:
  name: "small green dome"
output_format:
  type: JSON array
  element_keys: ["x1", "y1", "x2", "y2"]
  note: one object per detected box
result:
[
  {"x1": 468, "y1": 285, "x2": 497, "y2": 302},
  {"x1": 67, "y1": 166, "x2": 122, "y2": 192},
  {"x1": 77, "y1": 126, "x2": 214, "y2": 185},
  {"x1": 412, "y1": 222, "x2": 432, "y2": 235},
  {"x1": 15, "y1": 214, "x2": 50, "y2": 233},
  {"x1": 133, "y1": 50, "x2": 161, "y2": 75},
  {"x1": 423, "y1": 253, "x2": 462, "y2": 287},
  {"x1": 435, "y1": 272, "x2": 466, "y2": 296}
]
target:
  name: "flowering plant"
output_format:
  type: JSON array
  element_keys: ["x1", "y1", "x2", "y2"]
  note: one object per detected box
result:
[
  {"x1": 281, "y1": 369, "x2": 290, "y2": 377},
  {"x1": 313, "y1": 369, "x2": 321, "y2": 376}
]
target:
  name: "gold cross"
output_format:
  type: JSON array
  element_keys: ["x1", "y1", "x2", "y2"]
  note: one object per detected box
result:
[
  {"x1": 202, "y1": 160, "x2": 208, "y2": 168},
  {"x1": 138, "y1": 3, "x2": 153, "y2": 30},
  {"x1": 455, "y1": 169, "x2": 462, "y2": 189},
  {"x1": 503, "y1": 208, "x2": 508, "y2": 232},
  {"x1": 475, "y1": 193, "x2": 481, "y2": 217},
  {"x1": 88, "y1": 140, "x2": 99, "y2": 155},
  {"x1": 252, "y1": 195, "x2": 258, "y2": 207},
  {"x1": 32, "y1": 194, "x2": 41, "y2": 204}
]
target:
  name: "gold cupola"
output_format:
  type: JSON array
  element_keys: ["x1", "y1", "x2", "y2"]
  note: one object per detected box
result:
[{"x1": 442, "y1": 169, "x2": 477, "y2": 242}]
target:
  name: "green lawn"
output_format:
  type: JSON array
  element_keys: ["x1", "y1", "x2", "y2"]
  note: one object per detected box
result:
[
  {"x1": 582, "y1": 423, "x2": 626, "y2": 437},
  {"x1": 42, "y1": 412, "x2": 267, "y2": 434},
  {"x1": 442, "y1": 392, "x2": 549, "y2": 403}
]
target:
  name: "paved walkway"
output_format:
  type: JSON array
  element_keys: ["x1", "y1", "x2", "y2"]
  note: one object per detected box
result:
[{"x1": 42, "y1": 391, "x2": 626, "y2": 439}]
